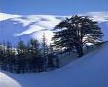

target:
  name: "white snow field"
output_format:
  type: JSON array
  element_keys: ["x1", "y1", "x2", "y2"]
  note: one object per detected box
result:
[{"x1": 0, "y1": 42, "x2": 108, "y2": 87}]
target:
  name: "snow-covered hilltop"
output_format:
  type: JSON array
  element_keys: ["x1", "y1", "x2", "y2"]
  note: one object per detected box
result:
[
  {"x1": 0, "y1": 13, "x2": 64, "y2": 45},
  {"x1": 0, "y1": 12, "x2": 108, "y2": 45},
  {"x1": 0, "y1": 41, "x2": 108, "y2": 87}
]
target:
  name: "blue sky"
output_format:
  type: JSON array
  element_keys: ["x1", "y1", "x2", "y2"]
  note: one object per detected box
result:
[{"x1": 0, "y1": 0, "x2": 107, "y2": 15}]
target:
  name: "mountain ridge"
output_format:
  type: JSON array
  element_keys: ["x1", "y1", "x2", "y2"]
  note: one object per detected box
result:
[{"x1": 0, "y1": 12, "x2": 108, "y2": 45}]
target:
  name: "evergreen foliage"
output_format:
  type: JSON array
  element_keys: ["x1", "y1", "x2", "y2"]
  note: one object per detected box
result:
[
  {"x1": 52, "y1": 15, "x2": 103, "y2": 57},
  {"x1": 0, "y1": 38, "x2": 59, "y2": 73},
  {"x1": 0, "y1": 15, "x2": 103, "y2": 73}
]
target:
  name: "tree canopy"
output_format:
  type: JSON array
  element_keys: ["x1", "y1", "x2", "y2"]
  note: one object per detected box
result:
[{"x1": 52, "y1": 15, "x2": 103, "y2": 57}]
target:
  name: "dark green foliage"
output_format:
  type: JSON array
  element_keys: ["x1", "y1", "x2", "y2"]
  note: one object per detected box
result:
[
  {"x1": 47, "y1": 53, "x2": 59, "y2": 68},
  {"x1": 52, "y1": 15, "x2": 103, "y2": 57},
  {"x1": 41, "y1": 34, "x2": 49, "y2": 71},
  {"x1": 0, "y1": 38, "x2": 59, "y2": 73}
]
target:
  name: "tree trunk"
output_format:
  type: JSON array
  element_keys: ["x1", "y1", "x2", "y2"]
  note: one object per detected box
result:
[
  {"x1": 78, "y1": 45, "x2": 83, "y2": 57},
  {"x1": 75, "y1": 43, "x2": 83, "y2": 57}
]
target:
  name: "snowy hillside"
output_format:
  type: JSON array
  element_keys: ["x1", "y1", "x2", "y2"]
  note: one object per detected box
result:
[
  {"x1": 0, "y1": 13, "x2": 64, "y2": 45},
  {"x1": 0, "y1": 12, "x2": 108, "y2": 45},
  {"x1": 0, "y1": 42, "x2": 108, "y2": 87}
]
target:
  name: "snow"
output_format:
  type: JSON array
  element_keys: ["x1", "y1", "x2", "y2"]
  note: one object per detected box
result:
[
  {"x1": 0, "y1": 42, "x2": 108, "y2": 87},
  {"x1": 0, "y1": 73, "x2": 21, "y2": 87},
  {"x1": 80, "y1": 11, "x2": 108, "y2": 23},
  {"x1": 0, "y1": 12, "x2": 108, "y2": 86},
  {"x1": 0, "y1": 12, "x2": 108, "y2": 45},
  {"x1": 0, "y1": 13, "x2": 63, "y2": 45},
  {"x1": 0, "y1": 13, "x2": 21, "y2": 21}
]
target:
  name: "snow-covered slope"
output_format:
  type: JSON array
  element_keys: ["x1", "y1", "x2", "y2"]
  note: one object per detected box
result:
[
  {"x1": 0, "y1": 42, "x2": 108, "y2": 87},
  {"x1": 0, "y1": 12, "x2": 108, "y2": 45},
  {"x1": 0, "y1": 13, "x2": 64, "y2": 45}
]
